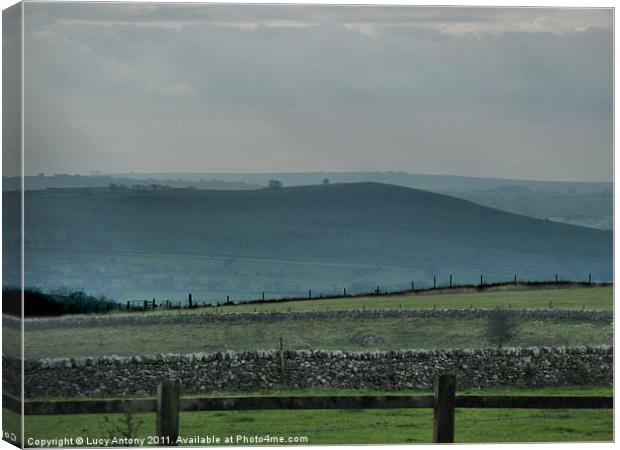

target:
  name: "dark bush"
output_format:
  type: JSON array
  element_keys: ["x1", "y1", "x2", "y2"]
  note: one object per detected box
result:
[{"x1": 2, "y1": 287, "x2": 116, "y2": 317}]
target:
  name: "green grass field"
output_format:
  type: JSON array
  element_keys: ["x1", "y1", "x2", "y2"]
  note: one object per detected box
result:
[
  {"x1": 11, "y1": 286, "x2": 611, "y2": 360},
  {"x1": 115, "y1": 285, "x2": 614, "y2": 315},
  {"x1": 4, "y1": 386, "x2": 612, "y2": 446},
  {"x1": 18, "y1": 316, "x2": 611, "y2": 360}
]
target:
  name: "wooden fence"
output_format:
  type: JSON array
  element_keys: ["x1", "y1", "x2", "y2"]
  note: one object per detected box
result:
[
  {"x1": 4, "y1": 375, "x2": 612, "y2": 445},
  {"x1": 112, "y1": 276, "x2": 604, "y2": 313}
]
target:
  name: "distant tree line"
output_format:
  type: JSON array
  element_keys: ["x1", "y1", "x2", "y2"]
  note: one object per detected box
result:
[
  {"x1": 108, "y1": 183, "x2": 197, "y2": 191},
  {"x1": 2, "y1": 287, "x2": 116, "y2": 317}
]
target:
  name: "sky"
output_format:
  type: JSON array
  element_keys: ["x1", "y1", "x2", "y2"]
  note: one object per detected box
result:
[{"x1": 18, "y1": 3, "x2": 613, "y2": 181}]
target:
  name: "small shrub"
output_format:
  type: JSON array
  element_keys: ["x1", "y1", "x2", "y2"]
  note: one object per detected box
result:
[
  {"x1": 486, "y1": 309, "x2": 517, "y2": 348},
  {"x1": 103, "y1": 411, "x2": 144, "y2": 443}
]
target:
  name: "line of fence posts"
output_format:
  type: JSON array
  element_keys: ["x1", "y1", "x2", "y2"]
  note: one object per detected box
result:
[{"x1": 117, "y1": 272, "x2": 597, "y2": 314}]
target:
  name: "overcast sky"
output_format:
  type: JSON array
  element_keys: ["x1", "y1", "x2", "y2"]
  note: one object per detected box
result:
[{"x1": 21, "y1": 3, "x2": 613, "y2": 181}]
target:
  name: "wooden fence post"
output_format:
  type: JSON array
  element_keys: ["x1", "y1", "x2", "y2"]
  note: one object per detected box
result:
[
  {"x1": 433, "y1": 375, "x2": 456, "y2": 443},
  {"x1": 589, "y1": 274, "x2": 592, "y2": 285},
  {"x1": 449, "y1": 274, "x2": 452, "y2": 288},
  {"x1": 433, "y1": 276, "x2": 436, "y2": 289},
  {"x1": 156, "y1": 379, "x2": 181, "y2": 446},
  {"x1": 279, "y1": 337, "x2": 286, "y2": 386}
]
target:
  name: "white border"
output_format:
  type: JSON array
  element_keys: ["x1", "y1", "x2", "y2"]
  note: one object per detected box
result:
[{"x1": 0, "y1": 2, "x2": 616, "y2": 450}]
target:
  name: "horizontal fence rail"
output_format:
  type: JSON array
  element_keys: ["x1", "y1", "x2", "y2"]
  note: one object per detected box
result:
[
  {"x1": 7, "y1": 394, "x2": 612, "y2": 416},
  {"x1": 455, "y1": 395, "x2": 612, "y2": 409},
  {"x1": 4, "y1": 375, "x2": 612, "y2": 445}
]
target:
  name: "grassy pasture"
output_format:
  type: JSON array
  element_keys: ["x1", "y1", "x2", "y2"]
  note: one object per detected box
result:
[
  {"x1": 6, "y1": 386, "x2": 612, "y2": 445},
  {"x1": 12, "y1": 286, "x2": 612, "y2": 360},
  {"x1": 18, "y1": 315, "x2": 611, "y2": 360},
  {"x1": 113, "y1": 285, "x2": 614, "y2": 316}
]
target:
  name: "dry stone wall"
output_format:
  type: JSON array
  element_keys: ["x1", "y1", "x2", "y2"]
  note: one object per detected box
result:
[{"x1": 10, "y1": 345, "x2": 612, "y2": 398}]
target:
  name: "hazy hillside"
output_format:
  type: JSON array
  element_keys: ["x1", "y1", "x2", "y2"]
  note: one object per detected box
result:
[
  {"x1": 111, "y1": 171, "x2": 611, "y2": 193},
  {"x1": 449, "y1": 188, "x2": 612, "y2": 230},
  {"x1": 5, "y1": 183, "x2": 612, "y2": 302},
  {"x1": 7, "y1": 171, "x2": 612, "y2": 229},
  {"x1": 130, "y1": 171, "x2": 610, "y2": 230}
]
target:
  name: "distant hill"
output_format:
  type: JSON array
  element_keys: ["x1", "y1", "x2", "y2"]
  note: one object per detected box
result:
[
  {"x1": 123, "y1": 171, "x2": 610, "y2": 230},
  {"x1": 7, "y1": 171, "x2": 612, "y2": 230},
  {"x1": 109, "y1": 171, "x2": 612, "y2": 193},
  {"x1": 4, "y1": 182, "x2": 612, "y2": 301}
]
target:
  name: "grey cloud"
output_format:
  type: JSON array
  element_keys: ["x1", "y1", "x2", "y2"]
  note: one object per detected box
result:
[
  {"x1": 28, "y1": 4, "x2": 612, "y2": 35},
  {"x1": 22, "y1": 3, "x2": 612, "y2": 181}
]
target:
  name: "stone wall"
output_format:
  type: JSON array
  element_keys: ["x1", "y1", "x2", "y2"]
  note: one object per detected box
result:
[
  {"x1": 4, "y1": 308, "x2": 612, "y2": 331},
  {"x1": 12, "y1": 345, "x2": 612, "y2": 398}
]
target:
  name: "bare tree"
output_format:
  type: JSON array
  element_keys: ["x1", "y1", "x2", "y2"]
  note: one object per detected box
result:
[{"x1": 486, "y1": 309, "x2": 517, "y2": 349}]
